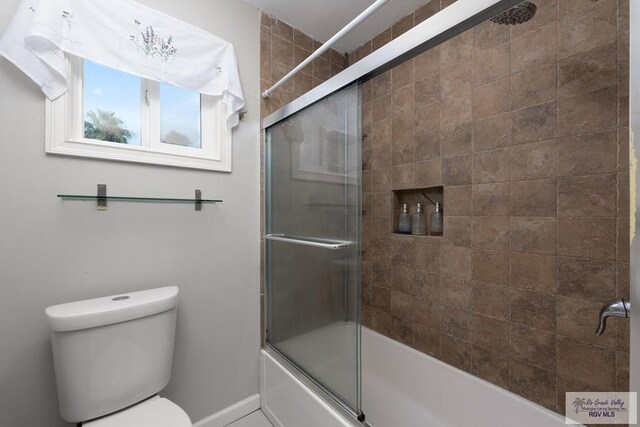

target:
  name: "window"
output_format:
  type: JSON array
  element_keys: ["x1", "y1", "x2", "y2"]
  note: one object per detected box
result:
[{"x1": 46, "y1": 57, "x2": 232, "y2": 171}]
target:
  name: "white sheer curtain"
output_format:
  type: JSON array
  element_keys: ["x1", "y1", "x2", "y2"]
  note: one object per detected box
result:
[{"x1": 0, "y1": 0, "x2": 245, "y2": 128}]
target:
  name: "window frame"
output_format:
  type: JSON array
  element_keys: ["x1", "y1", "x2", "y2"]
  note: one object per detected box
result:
[{"x1": 45, "y1": 56, "x2": 232, "y2": 171}]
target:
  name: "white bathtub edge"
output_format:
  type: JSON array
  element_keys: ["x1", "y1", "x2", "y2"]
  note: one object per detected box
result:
[
  {"x1": 260, "y1": 349, "x2": 355, "y2": 427},
  {"x1": 259, "y1": 325, "x2": 572, "y2": 427},
  {"x1": 363, "y1": 326, "x2": 570, "y2": 427},
  {"x1": 192, "y1": 393, "x2": 260, "y2": 427}
]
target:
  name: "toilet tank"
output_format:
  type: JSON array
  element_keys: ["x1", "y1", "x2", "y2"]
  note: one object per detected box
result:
[{"x1": 45, "y1": 286, "x2": 179, "y2": 423}]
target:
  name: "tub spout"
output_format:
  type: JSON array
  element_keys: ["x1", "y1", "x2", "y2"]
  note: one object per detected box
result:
[{"x1": 595, "y1": 298, "x2": 630, "y2": 336}]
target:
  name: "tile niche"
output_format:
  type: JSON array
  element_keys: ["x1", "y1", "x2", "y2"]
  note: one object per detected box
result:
[{"x1": 392, "y1": 186, "x2": 444, "y2": 237}]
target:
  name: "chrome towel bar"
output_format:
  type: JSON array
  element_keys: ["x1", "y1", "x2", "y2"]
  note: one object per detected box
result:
[{"x1": 264, "y1": 234, "x2": 351, "y2": 250}]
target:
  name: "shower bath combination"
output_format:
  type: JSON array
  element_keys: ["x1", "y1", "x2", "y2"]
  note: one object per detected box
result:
[{"x1": 262, "y1": 0, "x2": 632, "y2": 425}]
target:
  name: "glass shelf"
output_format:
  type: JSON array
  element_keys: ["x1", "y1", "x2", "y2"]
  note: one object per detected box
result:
[
  {"x1": 57, "y1": 194, "x2": 222, "y2": 203},
  {"x1": 58, "y1": 185, "x2": 219, "y2": 211}
]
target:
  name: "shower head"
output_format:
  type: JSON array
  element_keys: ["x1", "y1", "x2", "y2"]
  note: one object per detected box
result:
[{"x1": 490, "y1": 1, "x2": 537, "y2": 25}]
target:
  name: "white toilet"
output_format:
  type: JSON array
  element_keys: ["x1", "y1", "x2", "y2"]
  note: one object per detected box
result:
[{"x1": 45, "y1": 286, "x2": 192, "y2": 426}]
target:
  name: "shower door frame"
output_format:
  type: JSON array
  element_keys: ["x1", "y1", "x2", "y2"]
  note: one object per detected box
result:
[
  {"x1": 262, "y1": 0, "x2": 527, "y2": 424},
  {"x1": 629, "y1": 0, "x2": 640, "y2": 399},
  {"x1": 263, "y1": 83, "x2": 363, "y2": 420}
]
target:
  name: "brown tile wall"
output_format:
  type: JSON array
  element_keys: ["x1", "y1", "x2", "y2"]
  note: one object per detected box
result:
[
  {"x1": 259, "y1": 14, "x2": 347, "y2": 344},
  {"x1": 260, "y1": 14, "x2": 347, "y2": 119},
  {"x1": 353, "y1": 0, "x2": 630, "y2": 416}
]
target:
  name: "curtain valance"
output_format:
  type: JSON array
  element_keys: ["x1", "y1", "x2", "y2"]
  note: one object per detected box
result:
[{"x1": 0, "y1": 0, "x2": 245, "y2": 128}]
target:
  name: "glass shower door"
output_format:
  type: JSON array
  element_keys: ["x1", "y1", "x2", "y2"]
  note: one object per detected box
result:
[{"x1": 265, "y1": 83, "x2": 361, "y2": 415}]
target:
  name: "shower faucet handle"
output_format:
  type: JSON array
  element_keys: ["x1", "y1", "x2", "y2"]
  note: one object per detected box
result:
[{"x1": 595, "y1": 298, "x2": 630, "y2": 336}]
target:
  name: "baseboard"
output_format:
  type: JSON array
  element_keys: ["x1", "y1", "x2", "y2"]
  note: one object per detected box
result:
[{"x1": 192, "y1": 394, "x2": 261, "y2": 427}]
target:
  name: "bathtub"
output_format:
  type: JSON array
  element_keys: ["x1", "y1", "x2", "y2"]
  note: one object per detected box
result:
[{"x1": 261, "y1": 325, "x2": 569, "y2": 427}]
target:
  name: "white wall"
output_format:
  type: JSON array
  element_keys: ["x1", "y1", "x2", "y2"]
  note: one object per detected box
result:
[{"x1": 0, "y1": 1, "x2": 261, "y2": 426}]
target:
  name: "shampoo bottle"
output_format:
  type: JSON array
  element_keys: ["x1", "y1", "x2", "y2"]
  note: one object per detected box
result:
[
  {"x1": 412, "y1": 203, "x2": 427, "y2": 235},
  {"x1": 398, "y1": 203, "x2": 411, "y2": 234},
  {"x1": 430, "y1": 202, "x2": 443, "y2": 236}
]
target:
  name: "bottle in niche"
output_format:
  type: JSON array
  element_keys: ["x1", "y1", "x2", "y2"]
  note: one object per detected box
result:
[
  {"x1": 398, "y1": 203, "x2": 411, "y2": 234},
  {"x1": 430, "y1": 202, "x2": 443, "y2": 236},
  {"x1": 412, "y1": 203, "x2": 427, "y2": 235}
]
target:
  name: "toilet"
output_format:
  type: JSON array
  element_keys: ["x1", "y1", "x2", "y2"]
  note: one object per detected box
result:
[{"x1": 45, "y1": 286, "x2": 191, "y2": 426}]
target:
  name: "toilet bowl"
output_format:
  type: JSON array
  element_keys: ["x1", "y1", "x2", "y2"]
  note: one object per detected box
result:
[
  {"x1": 46, "y1": 286, "x2": 191, "y2": 426},
  {"x1": 85, "y1": 396, "x2": 191, "y2": 427}
]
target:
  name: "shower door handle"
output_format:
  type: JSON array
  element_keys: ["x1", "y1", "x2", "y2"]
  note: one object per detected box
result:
[{"x1": 265, "y1": 234, "x2": 352, "y2": 250}]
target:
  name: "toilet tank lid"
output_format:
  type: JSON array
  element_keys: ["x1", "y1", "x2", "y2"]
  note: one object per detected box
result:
[{"x1": 46, "y1": 286, "x2": 179, "y2": 332}]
